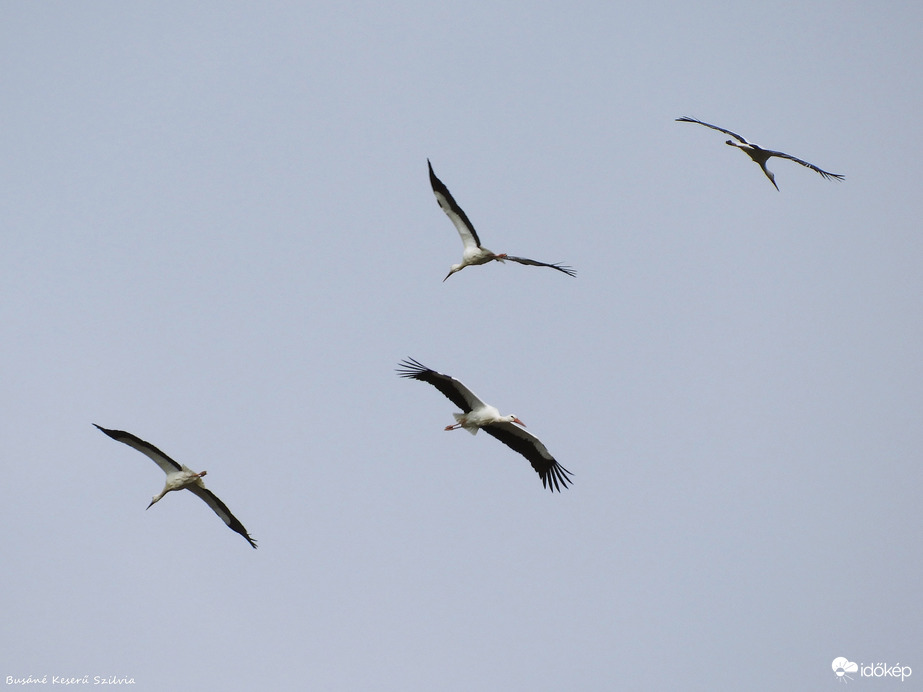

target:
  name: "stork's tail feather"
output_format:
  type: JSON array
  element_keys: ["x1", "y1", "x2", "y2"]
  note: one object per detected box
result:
[{"x1": 453, "y1": 412, "x2": 479, "y2": 435}]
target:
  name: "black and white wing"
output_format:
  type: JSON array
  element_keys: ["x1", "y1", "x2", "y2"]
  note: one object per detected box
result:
[
  {"x1": 397, "y1": 358, "x2": 484, "y2": 413},
  {"x1": 186, "y1": 485, "x2": 258, "y2": 549},
  {"x1": 94, "y1": 424, "x2": 183, "y2": 475},
  {"x1": 504, "y1": 255, "x2": 577, "y2": 277},
  {"x1": 428, "y1": 159, "x2": 482, "y2": 251},
  {"x1": 763, "y1": 149, "x2": 844, "y2": 181},
  {"x1": 482, "y1": 422, "x2": 574, "y2": 492},
  {"x1": 676, "y1": 116, "x2": 750, "y2": 144}
]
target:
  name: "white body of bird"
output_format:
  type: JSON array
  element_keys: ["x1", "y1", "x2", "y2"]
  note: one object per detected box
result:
[
  {"x1": 148, "y1": 466, "x2": 207, "y2": 507},
  {"x1": 450, "y1": 406, "x2": 524, "y2": 436}
]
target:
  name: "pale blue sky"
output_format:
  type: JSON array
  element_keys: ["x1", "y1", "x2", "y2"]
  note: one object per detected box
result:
[{"x1": 2, "y1": 2, "x2": 921, "y2": 690}]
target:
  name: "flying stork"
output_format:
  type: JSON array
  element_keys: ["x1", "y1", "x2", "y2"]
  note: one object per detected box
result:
[
  {"x1": 428, "y1": 159, "x2": 576, "y2": 280},
  {"x1": 94, "y1": 424, "x2": 257, "y2": 548},
  {"x1": 676, "y1": 116, "x2": 844, "y2": 190},
  {"x1": 397, "y1": 358, "x2": 573, "y2": 491}
]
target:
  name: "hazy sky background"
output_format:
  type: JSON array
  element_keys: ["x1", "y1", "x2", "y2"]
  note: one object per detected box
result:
[{"x1": 2, "y1": 2, "x2": 921, "y2": 690}]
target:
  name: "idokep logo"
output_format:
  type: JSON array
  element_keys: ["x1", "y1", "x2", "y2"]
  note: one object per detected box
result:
[
  {"x1": 832, "y1": 658, "x2": 858, "y2": 683},
  {"x1": 832, "y1": 657, "x2": 912, "y2": 683}
]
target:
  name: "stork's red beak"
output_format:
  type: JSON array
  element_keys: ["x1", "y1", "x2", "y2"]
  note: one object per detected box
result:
[{"x1": 512, "y1": 417, "x2": 526, "y2": 427}]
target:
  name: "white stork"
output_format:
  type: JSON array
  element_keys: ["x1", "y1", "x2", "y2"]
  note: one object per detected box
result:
[
  {"x1": 397, "y1": 358, "x2": 573, "y2": 491},
  {"x1": 428, "y1": 159, "x2": 576, "y2": 281},
  {"x1": 94, "y1": 425, "x2": 257, "y2": 549},
  {"x1": 676, "y1": 116, "x2": 844, "y2": 190}
]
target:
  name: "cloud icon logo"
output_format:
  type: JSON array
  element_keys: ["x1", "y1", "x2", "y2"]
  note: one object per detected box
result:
[{"x1": 832, "y1": 657, "x2": 858, "y2": 682}]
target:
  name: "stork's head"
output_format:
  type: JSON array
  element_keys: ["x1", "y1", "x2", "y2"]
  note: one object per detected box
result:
[
  {"x1": 758, "y1": 164, "x2": 779, "y2": 191},
  {"x1": 507, "y1": 415, "x2": 526, "y2": 428},
  {"x1": 443, "y1": 264, "x2": 463, "y2": 281}
]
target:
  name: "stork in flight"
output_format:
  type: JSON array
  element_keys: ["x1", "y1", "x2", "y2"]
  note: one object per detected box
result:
[
  {"x1": 428, "y1": 159, "x2": 576, "y2": 280},
  {"x1": 397, "y1": 358, "x2": 573, "y2": 491},
  {"x1": 676, "y1": 116, "x2": 844, "y2": 190},
  {"x1": 94, "y1": 424, "x2": 257, "y2": 548}
]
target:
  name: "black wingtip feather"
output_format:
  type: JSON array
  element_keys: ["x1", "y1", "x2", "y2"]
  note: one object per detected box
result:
[
  {"x1": 396, "y1": 357, "x2": 431, "y2": 379},
  {"x1": 542, "y1": 463, "x2": 574, "y2": 493}
]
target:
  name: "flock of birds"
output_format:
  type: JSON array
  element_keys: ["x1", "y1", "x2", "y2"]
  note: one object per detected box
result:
[{"x1": 95, "y1": 117, "x2": 844, "y2": 548}]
